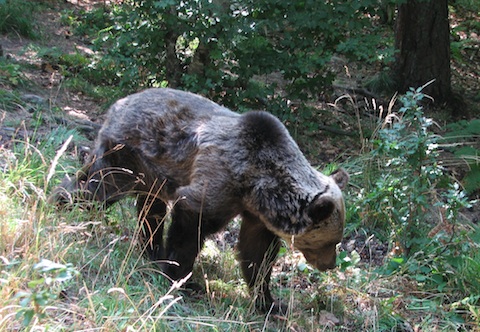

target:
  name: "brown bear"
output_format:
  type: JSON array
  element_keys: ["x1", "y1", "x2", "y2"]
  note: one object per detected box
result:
[{"x1": 53, "y1": 88, "x2": 348, "y2": 314}]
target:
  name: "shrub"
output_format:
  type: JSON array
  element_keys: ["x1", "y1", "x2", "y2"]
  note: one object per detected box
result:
[
  {"x1": 352, "y1": 86, "x2": 474, "y2": 253},
  {"x1": 345, "y1": 86, "x2": 479, "y2": 327},
  {"x1": 444, "y1": 119, "x2": 480, "y2": 194},
  {"x1": 72, "y1": 0, "x2": 385, "y2": 115}
]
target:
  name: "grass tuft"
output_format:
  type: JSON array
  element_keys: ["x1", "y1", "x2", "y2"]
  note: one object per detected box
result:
[{"x1": 0, "y1": 0, "x2": 39, "y2": 39}]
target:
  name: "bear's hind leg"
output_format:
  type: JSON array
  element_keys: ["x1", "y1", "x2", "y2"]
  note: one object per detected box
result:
[
  {"x1": 162, "y1": 206, "x2": 230, "y2": 285},
  {"x1": 137, "y1": 196, "x2": 167, "y2": 261},
  {"x1": 238, "y1": 211, "x2": 286, "y2": 314}
]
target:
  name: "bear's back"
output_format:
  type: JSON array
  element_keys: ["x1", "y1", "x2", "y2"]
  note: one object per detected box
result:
[{"x1": 100, "y1": 88, "x2": 238, "y2": 140}]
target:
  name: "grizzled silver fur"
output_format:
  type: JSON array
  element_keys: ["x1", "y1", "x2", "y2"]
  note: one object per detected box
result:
[{"x1": 54, "y1": 88, "x2": 349, "y2": 314}]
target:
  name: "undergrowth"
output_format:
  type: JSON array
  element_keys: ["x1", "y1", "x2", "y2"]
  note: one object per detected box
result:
[
  {"x1": 0, "y1": 0, "x2": 38, "y2": 39},
  {"x1": 1, "y1": 85, "x2": 479, "y2": 331},
  {"x1": 1, "y1": 0, "x2": 478, "y2": 330},
  {"x1": 344, "y1": 85, "x2": 480, "y2": 330}
]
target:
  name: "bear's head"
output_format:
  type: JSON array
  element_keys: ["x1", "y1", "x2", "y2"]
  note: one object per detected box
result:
[
  {"x1": 238, "y1": 111, "x2": 349, "y2": 272},
  {"x1": 292, "y1": 168, "x2": 348, "y2": 271},
  {"x1": 256, "y1": 168, "x2": 348, "y2": 272}
]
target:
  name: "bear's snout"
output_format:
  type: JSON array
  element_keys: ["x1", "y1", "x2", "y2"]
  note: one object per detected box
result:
[
  {"x1": 301, "y1": 243, "x2": 338, "y2": 271},
  {"x1": 314, "y1": 255, "x2": 337, "y2": 271}
]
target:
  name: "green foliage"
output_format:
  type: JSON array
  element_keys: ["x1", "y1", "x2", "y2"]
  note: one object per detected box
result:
[
  {"x1": 381, "y1": 221, "x2": 480, "y2": 297},
  {"x1": 336, "y1": 31, "x2": 395, "y2": 65},
  {"x1": 14, "y1": 259, "x2": 79, "y2": 326},
  {"x1": 62, "y1": 6, "x2": 114, "y2": 38},
  {"x1": 350, "y1": 85, "x2": 469, "y2": 254},
  {"x1": 452, "y1": 294, "x2": 480, "y2": 327},
  {"x1": 382, "y1": 237, "x2": 480, "y2": 330},
  {"x1": 346, "y1": 85, "x2": 480, "y2": 329},
  {"x1": 450, "y1": 0, "x2": 480, "y2": 63},
  {"x1": 451, "y1": 0, "x2": 480, "y2": 12},
  {"x1": 450, "y1": 26, "x2": 479, "y2": 63},
  {"x1": 69, "y1": 0, "x2": 386, "y2": 115},
  {"x1": 364, "y1": 68, "x2": 398, "y2": 95},
  {"x1": 0, "y1": 0, "x2": 38, "y2": 38},
  {"x1": 0, "y1": 58, "x2": 25, "y2": 87},
  {"x1": 444, "y1": 119, "x2": 480, "y2": 194},
  {"x1": 336, "y1": 250, "x2": 361, "y2": 272},
  {"x1": 0, "y1": 88, "x2": 23, "y2": 112},
  {"x1": 33, "y1": 45, "x2": 122, "y2": 102}
]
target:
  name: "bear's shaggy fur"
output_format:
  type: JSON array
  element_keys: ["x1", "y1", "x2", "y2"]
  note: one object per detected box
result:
[{"x1": 54, "y1": 88, "x2": 348, "y2": 313}]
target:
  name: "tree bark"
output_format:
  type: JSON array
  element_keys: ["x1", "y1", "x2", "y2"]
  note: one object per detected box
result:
[
  {"x1": 394, "y1": 0, "x2": 452, "y2": 103},
  {"x1": 165, "y1": 29, "x2": 182, "y2": 88},
  {"x1": 164, "y1": 6, "x2": 183, "y2": 88}
]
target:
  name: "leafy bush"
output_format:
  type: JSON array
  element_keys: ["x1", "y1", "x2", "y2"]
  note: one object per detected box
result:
[
  {"x1": 71, "y1": 0, "x2": 386, "y2": 114},
  {"x1": 15, "y1": 260, "x2": 79, "y2": 326},
  {"x1": 0, "y1": 58, "x2": 26, "y2": 87},
  {"x1": 352, "y1": 86, "x2": 474, "y2": 253},
  {"x1": 444, "y1": 119, "x2": 480, "y2": 194},
  {"x1": 345, "y1": 86, "x2": 479, "y2": 328}
]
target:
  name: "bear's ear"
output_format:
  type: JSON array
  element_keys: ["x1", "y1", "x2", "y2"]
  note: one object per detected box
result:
[
  {"x1": 308, "y1": 196, "x2": 335, "y2": 223},
  {"x1": 330, "y1": 168, "x2": 349, "y2": 190}
]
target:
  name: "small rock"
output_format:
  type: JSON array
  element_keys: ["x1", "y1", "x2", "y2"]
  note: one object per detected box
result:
[
  {"x1": 319, "y1": 310, "x2": 340, "y2": 326},
  {"x1": 21, "y1": 94, "x2": 48, "y2": 105}
]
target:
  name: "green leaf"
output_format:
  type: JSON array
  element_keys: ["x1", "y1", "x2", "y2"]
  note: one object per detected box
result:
[
  {"x1": 350, "y1": 250, "x2": 361, "y2": 265},
  {"x1": 33, "y1": 293, "x2": 50, "y2": 306},
  {"x1": 297, "y1": 262, "x2": 309, "y2": 272},
  {"x1": 20, "y1": 309, "x2": 35, "y2": 326},
  {"x1": 56, "y1": 271, "x2": 73, "y2": 282},
  {"x1": 27, "y1": 278, "x2": 45, "y2": 288},
  {"x1": 19, "y1": 296, "x2": 31, "y2": 308},
  {"x1": 34, "y1": 259, "x2": 67, "y2": 273},
  {"x1": 415, "y1": 275, "x2": 427, "y2": 282}
]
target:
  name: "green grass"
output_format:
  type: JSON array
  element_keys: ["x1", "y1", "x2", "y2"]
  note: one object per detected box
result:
[
  {"x1": 1, "y1": 124, "x2": 478, "y2": 331},
  {"x1": 0, "y1": 0, "x2": 39, "y2": 39}
]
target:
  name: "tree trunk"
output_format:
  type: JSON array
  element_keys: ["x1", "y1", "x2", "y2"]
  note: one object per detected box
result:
[
  {"x1": 164, "y1": 6, "x2": 183, "y2": 88},
  {"x1": 165, "y1": 29, "x2": 182, "y2": 88},
  {"x1": 394, "y1": 0, "x2": 452, "y2": 103}
]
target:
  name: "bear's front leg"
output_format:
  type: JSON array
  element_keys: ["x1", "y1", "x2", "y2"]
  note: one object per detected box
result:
[
  {"x1": 238, "y1": 211, "x2": 287, "y2": 314},
  {"x1": 136, "y1": 196, "x2": 167, "y2": 261},
  {"x1": 161, "y1": 206, "x2": 205, "y2": 282}
]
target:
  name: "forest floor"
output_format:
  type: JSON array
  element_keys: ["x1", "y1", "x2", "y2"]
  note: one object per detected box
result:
[{"x1": 0, "y1": 0, "x2": 479, "y2": 330}]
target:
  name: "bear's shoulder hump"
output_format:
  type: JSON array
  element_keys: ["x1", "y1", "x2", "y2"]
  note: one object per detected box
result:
[{"x1": 240, "y1": 111, "x2": 288, "y2": 147}]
